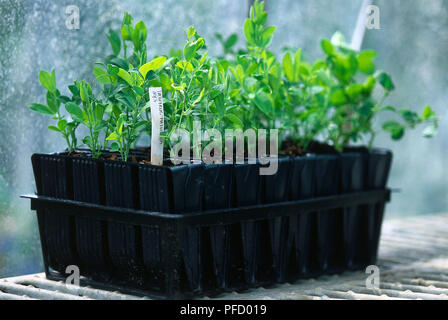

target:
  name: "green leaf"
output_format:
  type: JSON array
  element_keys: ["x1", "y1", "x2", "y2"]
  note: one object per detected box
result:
[
  {"x1": 133, "y1": 86, "x2": 144, "y2": 96},
  {"x1": 315, "y1": 69, "x2": 332, "y2": 86},
  {"x1": 79, "y1": 82, "x2": 90, "y2": 103},
  {"x1": 176, "y1": 60, "x2": 194, "y2": 72},
  {"x1": 230, "y1": 65, "x2": 244, "y2": 84},
  {"x1": 116, "y1": 93, "x2": 136, "y2": 108},
  {"x1": 68, "y1": 84, "x2": 79, "y2": 96},
  {"x1": 215, "y1": 33, "x2": 223, "y2": 41},
  {"x1": 363, "y1": 76, "x2": 376, "y2": 93},
  {"x1": 391, "y1": 128, "x2": 404, "y2": 140},
  {"x1": 268, "y1": 74, "x2": 280, "y2": 93},
  {"x1": 120, "y1": 24, "x2": 130, "y2": 41},
  {"x1": 229, "y1": 89, "x2": 240, "y2": 98},
  {"x1": 224, "y1": 34, "x2": 238, "y2": 49},
  {"x1": 48, "y1": 125, "x2": 60, "y2": 132},
  {"x1": 321, "y1": 39, "x2": 335, "y2": 56},
  {"x1": 400, "y1": 109, "x2": 419, "y2": 127},
  {"x1": 214, "y1": 94, "x2": 226, "y2": 117},
  {"x1": 159, "y1": 73, "x2": 172, "y2": 91},
  {"x1": 225, "y1": 114, "x2": 243, "y2": 128},
  {"x1": 187, "y1": 25, "x2": 196, "y2": 38},
  {"x1": 108, "y1": 57, "x2": 128, "y2": 70},
  {"x1": 117, "y1": 115, "x2": 125, "y2": 134},
  {"x1": 117, "y1": 68, "x2": 133, "y2": 86},
  {"x1": 282, "y1": 52, "x2": 294, "y2": 82},
  {"x1": 29, "y1": 103, "x2": 54, "y2": 115},
  {"x1": 380, "y1": 105, "x2": 396, "y2": 112},
  {"x1": 294, "y1": 49, "x2": 302, "y2": 69},
  {"x1": 39, "y1": 70, "x2": 56, "y2": 93},
  {"x1": 106, "y1": 132, "x2": 119, "y2": 141},
  {"x1": 345, "y1": 54, "x2": 358, "y2": 76},
  {"x1": 138, "y1": 56, "x2": 167, "y2": 78},
  {"x1": 243, "y1": 77, "x2": 257, "y2": 91},
  {"x1": 298, "y1": 64, "x2": 310, "y2": 78},
  {"x1": 261, "y1": 26, "x2": 276, "y2": 47},
  {"x1": 382, "y1": 121, "x2": 400, "y2": 131},
  {"x1": 195, "y1": 37, "x2": 205, "y2": 51},
  {"x1": 184, "y1": 42, "x2": 196, "y2": 61},
  {"x1": 376, "y1": 72, "x2": 395, "y2": 91},
  {"x1": 58, "y1": 95, "x2": 71, "y2": 104},
  {"x1": 93, "y1": 67, "x2": 111, "y2": 84},
  {"x1": 107, "y1": 64, "x2": 119, "y2": 76},
  {"x1": 95, "y1": 104, "x2": 105, "y2": 120},
  {"x1": 422, "y1": 105, "x2": 435, "y2": 120},
  {"x1": 110, "y1": 142, "x2": 120, "y2": 151},
  {"x1": 330, "y1": 89, "x2": 347, "y2": 105},
  {"x1": 65, "y1": 102, "x2": 84, "y2": 122},
  {"x1": 246, "y1": 63, "x2": 257, "y2": 75},
  {"x1": 134, "y1": 20, "x2": 147, "y2": 43},
  {"x1": 135, "y1": 120, "x2": 147, "y2": 129},
  {"x1": 210, "y1": 84, "x2": 224, "y2": 99},
  {"x1": 253, "y1": 91, "x2": 273, "y2": 118},
  {"x1": 358, "y1": 50, "x2": 377, "y2": 74},
  {"x1": 107, "y1": 29, "x2": 121, "y2": 56},
  {"x1": 312, "y1": 59, "x2": 325, "y2": 70},
  {"x1": 243, "y1": 19, "x2": 255, "y2": 45},
  {"x1": 82, "y1": 136, "x2": 93, "y2": 146},
  {"x1": 183, "y1": 37, "x2": 204, "y2": 61},
  {"x1": 57, "y1": 119, "x2": 67, "y2": 131},
  {"x1": 122, "y1": 12, "x2": 133, "y2": 26},
  {"x1": 199, "y1": 52, "x2": 209, "y2": 66},
  {"x1": 346, "y1": 84, "x2": 364, "y2": 101},
  {"x1": 192, "y1": 88, "x2": 205, "y2": 105},
  {"x1": 382, "y1": 121, "x2": 404, "y2": 140},
  {"x1": 46, "y1": 91, "x2": 60, "y2": 114}
]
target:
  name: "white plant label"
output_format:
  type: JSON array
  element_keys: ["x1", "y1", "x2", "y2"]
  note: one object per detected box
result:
[{"x1": 149, "y1": 87, "x2": 164, "y2": 165}]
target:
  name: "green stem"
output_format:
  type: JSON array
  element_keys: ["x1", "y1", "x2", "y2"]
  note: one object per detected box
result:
[{"x1": 368, "y1": 131, "x2": 376, "y2": 149}]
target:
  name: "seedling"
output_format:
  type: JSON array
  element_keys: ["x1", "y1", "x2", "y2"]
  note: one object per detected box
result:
[
  {"x1": 97, "y1": 13, "x2": 164, "y2": 161},
  {"x1": 29, "y1": 70, "x2": 79, "y2": 152},
  {"x1": 29, "y1": 2, "x2": 438, "y2": 161},
  {"x1": 319, "y1": 33, "x2": 438, "y2": 150},
  {"x1": 65, "y1": 80, "x2": 107, "y2": 158}
]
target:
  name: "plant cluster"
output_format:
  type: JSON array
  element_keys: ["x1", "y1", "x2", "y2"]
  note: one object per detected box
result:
[{"x1": 30, "y1": 1, "x2": 438, "y2": 161}]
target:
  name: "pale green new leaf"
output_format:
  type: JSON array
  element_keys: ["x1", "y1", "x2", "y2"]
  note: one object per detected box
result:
[
  {"x1": 39, "y1": 70, "x2": 56, "y2": 93},
  {"x1": 139, "y1": 56, "x2": 167, "y2": 78},
  {"x1": 106, "y1": 132, "x2": 119, "y2": 141},
  {"x1": 254, "y1": 91, "x2": 274, "y2": 118},
  {"x1": 93, "y1": 67, "x2": 111, "y2": 84},
  {"x1": 282, "y1": 52, "x2": 294, "y2": 82},
  {"x1": 117, "y1": 68, "x2": 134, "y2": 86},
  {"x1": 65, "y1": 102, "x2": 84, "y2": 122}
]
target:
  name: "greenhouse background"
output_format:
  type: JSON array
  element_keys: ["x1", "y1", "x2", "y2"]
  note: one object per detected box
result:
[{"x1": 0, "y1": 0, "x2": 446, "y2": 278}]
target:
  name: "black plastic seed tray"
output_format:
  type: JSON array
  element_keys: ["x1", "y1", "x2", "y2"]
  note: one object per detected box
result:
[
  {"x1": 27, "y1": 149, "x2": 392, "y2": 297},
  {"x1": 23, "y1": 189, "x2": 391, "y2": 298}
]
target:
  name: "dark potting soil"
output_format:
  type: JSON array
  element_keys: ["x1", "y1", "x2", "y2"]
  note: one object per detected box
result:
[
  {"x1": 98, "y1": 153, "x2": 139, "y2": 163},
  {"x1": 281, "y1": 140, "x2": 338, "y2": 157},
  {"x1": 67, "y1": 151, "x2": 87, "y2": 157},
  {"x1": 281, "y1": 140, "x2": 306, "y2": 157},
  {"x1": 66, "y1": 141, "x2": 367, "y2": 165}
]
